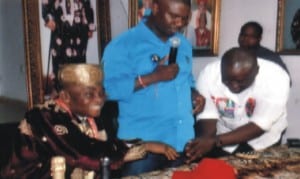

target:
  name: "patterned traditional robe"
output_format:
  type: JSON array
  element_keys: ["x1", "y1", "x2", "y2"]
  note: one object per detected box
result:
[{"x1": 0, "y1": 99, "x2": 129, "y2": 179}]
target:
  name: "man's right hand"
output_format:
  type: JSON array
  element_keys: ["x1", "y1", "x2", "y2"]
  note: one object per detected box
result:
[
  {"x1": 135, "y1": 56, "x2": 179, "y2": 91},
  {"x1": 145, "y1": 142, "x2": 179, "y2": 160},
  {"x1": 152, "y1": 56, "x2": 179, "y2": 82}
]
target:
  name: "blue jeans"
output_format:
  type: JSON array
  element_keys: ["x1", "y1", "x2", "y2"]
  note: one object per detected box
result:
[{"x1": 121, "y1": 153, "x2": 186, "y2": 177}]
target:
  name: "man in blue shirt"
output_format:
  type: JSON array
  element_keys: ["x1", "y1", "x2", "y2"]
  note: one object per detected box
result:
[{"x1": 102, "y1": 0, "x2": 204, "y2": 176}]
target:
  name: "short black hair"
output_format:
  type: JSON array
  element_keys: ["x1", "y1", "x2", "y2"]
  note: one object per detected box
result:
[
  {"x1": 240, "y1": 21, "x2": 263, "y2": 38},
  {"x1": 221, "y1": 47, "x2": 257, "y2": 70}
]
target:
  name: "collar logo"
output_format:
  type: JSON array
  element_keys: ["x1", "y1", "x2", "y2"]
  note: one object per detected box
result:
[{"x1": 54, "y1": 125, "x2": 69, "y2": 135}]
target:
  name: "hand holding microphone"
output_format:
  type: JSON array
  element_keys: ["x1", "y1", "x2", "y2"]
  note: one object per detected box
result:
[
  {"x1": 168, "y1": 37, "x2": 181, "y2": 65},
  {"x1": 148, "y1": 37, "x2": 180, "y2": 83}
]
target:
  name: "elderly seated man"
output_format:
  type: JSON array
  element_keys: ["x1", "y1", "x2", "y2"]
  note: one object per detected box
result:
[{"x1": 1, "y1": 64, "x2": 179, "y2": 178}]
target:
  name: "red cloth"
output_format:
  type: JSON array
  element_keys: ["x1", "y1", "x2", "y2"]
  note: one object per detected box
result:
[{"x1": 172, "y1": 158, "x2": 236, "y2": 179}]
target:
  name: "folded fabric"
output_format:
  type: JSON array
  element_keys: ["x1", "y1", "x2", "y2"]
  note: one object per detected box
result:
[{"x1": 172, "y1": 158, "x2": 236, "y2": 179}]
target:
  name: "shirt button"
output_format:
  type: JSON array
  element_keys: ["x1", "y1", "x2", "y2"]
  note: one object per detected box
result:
[
  {"x1": 42, "y1": 136, "x2": 47, "y2": 142},
  {"x1": 37, "y1": 163, "x2": 43, "y2": 168}
]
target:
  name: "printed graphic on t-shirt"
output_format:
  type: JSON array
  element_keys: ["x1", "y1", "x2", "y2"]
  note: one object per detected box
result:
[
  {"x1": 245, "y1": 98, "x2": 256, "y2": 117},
  {"x1": 211, "y1": 96, "x2": 235, "y2": 119}
]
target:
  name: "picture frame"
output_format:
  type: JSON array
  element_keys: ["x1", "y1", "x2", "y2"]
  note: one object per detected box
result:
[
  {"x1": 22, "y1": 0, "x2": 111, "y2": 108},
  {"x1": 128, "y1": 0, "x2": 220, "y2": 57},
  {"x1": 276, "y1": 0, "x2": 300, "y2": 54}
]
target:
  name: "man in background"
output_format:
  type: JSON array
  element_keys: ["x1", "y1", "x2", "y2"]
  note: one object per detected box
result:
[{"x1": 238, "y1": 21, "x2": 291, "y2": 82}]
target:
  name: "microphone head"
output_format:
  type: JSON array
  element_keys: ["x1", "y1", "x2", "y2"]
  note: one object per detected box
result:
[{"x1": 170, "y1": 37, "x2": 181, "y2": 48}]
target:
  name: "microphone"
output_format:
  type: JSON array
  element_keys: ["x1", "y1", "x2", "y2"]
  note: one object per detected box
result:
[{"x1": 168, "y1": 37, "x2": 181, "y2": 65}]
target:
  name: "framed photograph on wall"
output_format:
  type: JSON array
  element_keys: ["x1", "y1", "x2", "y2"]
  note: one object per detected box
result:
[
  {"x1": 22, "y1": 0, "x2": 111, "y2": 108},
  {"x1": 276, "y1": 0, "x2": 300, "y2": 54},
  {"x1": 128, "y1": 0, "x2": 221, "y2": 57}
]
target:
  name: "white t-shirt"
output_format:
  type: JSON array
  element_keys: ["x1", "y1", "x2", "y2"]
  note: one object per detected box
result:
[{"x1": 196, "y1": 58, "x2": 290, "y2": 153}]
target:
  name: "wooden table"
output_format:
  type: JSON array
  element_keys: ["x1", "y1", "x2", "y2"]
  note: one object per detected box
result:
[{"x1": 123, "y1": 145, "x2": 300, "y2": 179}]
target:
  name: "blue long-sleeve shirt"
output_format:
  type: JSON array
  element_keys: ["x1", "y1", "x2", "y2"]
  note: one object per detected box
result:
[{"x1": 102, "y1": 21, "x2": 195, "y2": 151}]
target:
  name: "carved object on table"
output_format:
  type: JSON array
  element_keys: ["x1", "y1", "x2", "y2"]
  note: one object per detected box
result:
[
  {"x1": 123, "y1": 145, "x2": 300, "y2": 179},
  {"x1": 223, "y1": 145, "x2": 300, "y2": 178}
]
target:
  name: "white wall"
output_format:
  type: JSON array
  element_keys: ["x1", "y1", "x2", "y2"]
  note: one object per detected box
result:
[
  {"x1": 0, "y1": 0, "x2": 27, "y2": 101},
  {"x1": 110, "y1": 0, "x2": 300, "y2": 142},
  {"x1": 110, "y1": 0, "x2": 129, "y2": 37}
]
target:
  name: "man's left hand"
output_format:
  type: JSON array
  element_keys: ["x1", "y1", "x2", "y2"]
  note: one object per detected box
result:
[{"x1": 191, "y1": 89, "x2": 205, "y2": 114}]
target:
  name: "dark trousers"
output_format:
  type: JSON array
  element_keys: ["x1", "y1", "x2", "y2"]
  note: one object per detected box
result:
[{"x1": 121, "y1": 152, "x2": 187, "y2": 177}]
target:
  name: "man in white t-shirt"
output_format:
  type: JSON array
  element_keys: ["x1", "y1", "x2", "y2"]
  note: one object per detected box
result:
[{"x1": 185, "y1": 47, "x2": 290, "y2": 163}]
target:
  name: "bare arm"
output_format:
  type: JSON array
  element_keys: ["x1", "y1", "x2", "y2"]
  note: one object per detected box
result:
[
  {"x1": 185, "y1": 120, "x2": 264, "y2": 163},
  {"x1": 123, "y1": 141, "x2": 179, "y2": 162},
  {"x1": 144, "y1": 142, "x2": 179, "y2": 160},
  {"x1": 195, "y1": 119, "x2": 217, "y2": 137},
  {"x1": 216, "y1": 122, "x2": 264, "y2": 146}
]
